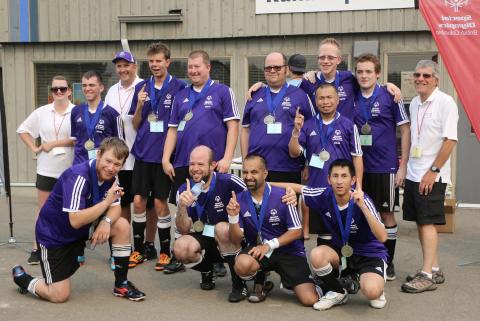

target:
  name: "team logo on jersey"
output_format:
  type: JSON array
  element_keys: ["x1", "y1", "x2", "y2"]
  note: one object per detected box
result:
[
  {"x1": 214, "y1": 195, "x2": 224, "y2": 210},
  {"x1": 164, "y1": 93, "x2": 172, "y2": 106},
  {"x1": 269, "y1": 208, "x2": 280, "y2": 224},
  {"x1": 445, "y1": 0, "x2": 469, "y2": 12},
  {"x1": 76, "y1": 117, "x2": 82, "y2": 122},
  {"x1": 215, "y1": 195, "x2": 221, "y2": 202},
  {"x1": 257, "y1": 98, "x2": 264, "y2": 103},
  {"x1": 325, "y1": 211, "x2": 331, "y2": 218},
  {"x1": 332, "y1": 129, "x2": 343, "y2": 142},
  {"x1": 337, "y1": 86, "x2": 347, "y2": 100},
  {"x1": 96, "y1": 119, "x2": 105, "y2": 132},
  {"x1": 183, "y1": 98, "x2": 189, "y2": 103},
  {"x1": 204, "y1": 95, "x2": 213, "y2": 108},
  {"x1": 281, "y1": 97, "x2": 291, "y2": 109},
  {"x1": 309, "y1": 130, "x2": 317, "y2": 136},
  {"x1": 243, "y1": 211, "x2": 251, "y2": 218},
  {"x1": 371, "y1": 102, "x2": 381, "y2": 116}
]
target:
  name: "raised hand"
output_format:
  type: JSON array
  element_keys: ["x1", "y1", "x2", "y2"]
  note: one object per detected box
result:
[
  {"x1": 294, "y1": 107, "x2": 304, "y2": 132},
  {"x1": 137, "y1": 83, "x2": 148, "y2": 108},
  {"x1": 226, "y1": 191, "x2": 241, "y2": 217},
  {"x1": 179, "y1": 178, "x2": 196, "y2": 207}
]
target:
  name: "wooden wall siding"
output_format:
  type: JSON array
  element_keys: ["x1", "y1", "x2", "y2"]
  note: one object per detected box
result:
[
  {"x1": 0, "y1": 0, "x2": 428, "y2": 43},
  {"x1": 3, "y1": 32, "x2": 440, "y2": 183}
]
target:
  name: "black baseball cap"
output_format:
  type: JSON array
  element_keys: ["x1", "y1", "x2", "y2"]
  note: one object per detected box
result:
[{"x1": 288, "y1": 54, "x2": 307, "y2": 73}]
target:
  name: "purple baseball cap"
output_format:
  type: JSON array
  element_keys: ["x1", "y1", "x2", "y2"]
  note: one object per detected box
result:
[{"x1": 112, "y1": 51, "x2": 136, "y2": 64}]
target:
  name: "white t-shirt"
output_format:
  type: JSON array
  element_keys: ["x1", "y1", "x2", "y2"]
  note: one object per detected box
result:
[
  {"x1": 17, "y1": 102, "x2": 75, "y2": 178},
  {"x1": 105, "y1": 76, "x2": 143, "y2": 170},
  {"x1": 407, "y1": 87, "x2": 458, "y2": 184}
]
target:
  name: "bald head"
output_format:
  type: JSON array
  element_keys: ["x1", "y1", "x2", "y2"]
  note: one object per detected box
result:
[{"x1": 190, "y1": 145, "x2": 214, "y2": 164}]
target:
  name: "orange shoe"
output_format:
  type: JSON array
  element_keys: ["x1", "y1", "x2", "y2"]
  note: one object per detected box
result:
[
  {"x1": 155, "y1": 253, "x2": 171, "y2": 271},
  {"x1": 128, "y1": 251, "x2": 145, "y2": 269}
]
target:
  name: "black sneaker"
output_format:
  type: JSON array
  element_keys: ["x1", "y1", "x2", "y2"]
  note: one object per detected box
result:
[
  {"x1": 144, "y1": 243, "x2": 158, "y2": 261},
  {"x1": 163, "y1": 259, "x2": 186, "y2": 274},
  {"x1": 200, "y1": 271, "x2": 215, "y2": 290},
  {"x1": 248, "y1": 281, "x2": 274, "y2": 303},
  {"x1": 386, "y1": 263, "x2": 396, "y2": 281},
  {"x1": 113, "y1": 281, "x2": 146, "y2": 301},
  {"x1": 339, "y1": 274, "x2": 360, "y2": 294},
  {"x1": 12, "y1": 265, "x2": 32, "y2": 294},
  {"x1": 27, "y1": 250, "x2": 40, "y2": 265},
  {"x1": 213, "y1": 262, "x2": 227, "y2": 278},
  {"x1": 228, "y1": 283, "x2": 248, "y2": 303}
]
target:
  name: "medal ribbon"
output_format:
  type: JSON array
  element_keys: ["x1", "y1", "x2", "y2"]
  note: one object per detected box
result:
[
  {"x1": 88, "y1": 160, "x2": 101, "y2": 205},
  {"x1": 318, "y1": 71, "x2": 340, "y2": 90},
  {"x1": 331, "y1": 193, "x2": 355, "y2": 247},
  {"x1": 149, "y1": 74, "x2": 171, "y2": 117},
  {"x1": 317, "y1": 112, "x2": 339, "y2": 151},
  {"x1": 356, "y1": 84, "x2": 380, "y2": 125},
  {"x1": 192, "y1": 172, "x2": 217, "y2": 223},
  {"x1": 83, "y1": 101, "x2": 104, "y2": 141},
  {"x1": 245, "y1": 183, "x2": 271, "y2": 241},
  {"x1": 187, "y1": 78, "x2": 213, "y2": 114},
  {"x1": 265, "y1": 83, "x2": 288, "y2": 117}
]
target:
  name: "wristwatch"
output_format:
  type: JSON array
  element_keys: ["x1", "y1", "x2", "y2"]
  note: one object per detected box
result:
[
  {"x1": 102, "y1": 216, "x2": 112, "y2": 225},
  {"x1": 430, "y1": 166, "x2": 440, "y2": 173}
]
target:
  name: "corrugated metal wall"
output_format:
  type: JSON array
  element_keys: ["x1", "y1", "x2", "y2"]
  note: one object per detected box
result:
[
  {"x1": 2, "y1": 32, "x2": 441, "y2": 183},
  {"x1": 0, "y1": 0, "x2": 428, "y2": 43}
]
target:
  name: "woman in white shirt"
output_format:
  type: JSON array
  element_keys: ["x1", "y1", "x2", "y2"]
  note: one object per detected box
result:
[{"x1": 17, "y1": 75, "x2": 75, "y2": 264}]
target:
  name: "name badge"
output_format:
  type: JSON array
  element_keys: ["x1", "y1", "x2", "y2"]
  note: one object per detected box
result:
[
  {"x1": 266, "y1": 122, "x2": 282, "y2": 134},
  {"x1": 88, "y1": 149, "x2": 97, "y2": 160},
  {"x1": 178, "y1": 121, "x2": 186, "y2": 132},
  {"x1": 52, "y1": 147, "x2": 66, "y2": 156},
  {"x1": 150, "y1": 120, "x2": 164, "y2": 133},
  {"x1": 411, "y1": 146, "x2": 422, "y2": 158},
  {"x1": 360, "y1": 135, "x2": 373, "y2": 146},
  {"x1": 309, "y1": 154, "x2": 325, "y2": 169},
  {"x1": 202, "y1": 224, "x2": 215, "y2": 238}
]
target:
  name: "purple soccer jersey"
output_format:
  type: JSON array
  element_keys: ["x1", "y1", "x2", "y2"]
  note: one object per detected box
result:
[
  {"x1": 129, "y1": 76, "x2": 186, "y2": 163},
  {"x1": 353, "y1": 85, "x2": 409, "y2": 173},
  {"x1": 242, "y1": 85, "x2": 315, "y2": 172},
  {"x1": 237, "y1": 184, "x2": 306, "y2": 257},
  {"x1": 299, "y1": 113, "x2": 362, "y2": 187},
  {"x1": 302, "y1": 186, "x2": 388, "y2": 261},
  {"x1": 177, "y1": 172, "x2": 246, "y2": 225},
  {"x1": 36, "y1": 160, "x2": 119, "y2": 248},
  {"x1": 168, "y1": 81, "x2": 240, "y2": 168},
  {"x1": 70, "y1": 103, "x2": 122, "y2": 165},
  {"x1": 300, "y1": 70, "x2": 358, "y2": 120}
]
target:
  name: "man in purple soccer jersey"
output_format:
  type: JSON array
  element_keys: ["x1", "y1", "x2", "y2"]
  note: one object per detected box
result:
[
  {"x1": 70, "y1": 71, "x2": 122, "y2": 164},
  {"x1": 12, "y1": 138, "x2": 145, "y2": 302},
  {"x1": 227, "y1": 154, "x2": 320, "y2": 306},
  {"x1": 289, "y1": 83, "x2": 363, "y2": 246},
  {"x1": 127, "y1": 43, "x2": 187, "y2": 271},
  {"x1": 241, "y1": 52, "x2": 316, "y2": 185},
  {"x1": 352, "y1": 53, "x2": 410, "y2": 281}
]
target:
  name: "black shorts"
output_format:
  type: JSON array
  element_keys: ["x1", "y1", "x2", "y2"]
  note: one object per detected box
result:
[
  {"x1": 168, "y1": 166, "x2": 190, "y2": 205},
  {"x1": 118, "y1": 170, "x2": 134, "y2": 207},
  {"x1": 363, "y1": 173, "x2": 396, "y2": 213},
  {"x1": 309, "y1": 208, "x2": 329, "y2": 236},
  {"x1": 36, "y1": 174, "x2": 57, "y2": 192},
  {"x1": 342, "y1": 254, "x2": 387, "y2": 280},
  {"x1": 189, "y1": 232, "x2": 223, "y2": 264},
  {"x1": 266, "y1": 170, "x2": 301, "y2": 184},
  {"x1": 37, "y1": 240, "x2": 85, "y2": 284},
  {"x1": 402, "y1": 179, "x2": 447, "y2": 225},
  {"x1": 132, "y1": 160, "x2": 171, "y2": 199},
  {"x1": 240, "y1": 247, "x2": 313, "y2": 289}
]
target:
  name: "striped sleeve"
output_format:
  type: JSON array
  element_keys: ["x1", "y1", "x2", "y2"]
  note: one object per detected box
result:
[
  {"x1": 301, "y1": 186, "x2": 327, "y2": 209},
  {"x1": 395, "y1": 99, "x2": 410, "y2": 126},
  {"x1": 223, "y1": 86, "x2": 241, "y2": 121},
  {"x1": 62, "y1": 174, "x2": 88, "y2": 212},
  {"x1": 351, "y1": 123, "x2": 363, "y2": 156},
  {"x1": 364, "y1": 196, "x2": 383, "y2": 224},
  {"x1": 230, "y1": 174, "x2": 247, "y2": 192},
  {"x1": 286, "y1": 204, "x2": 302, "y2": 230}
]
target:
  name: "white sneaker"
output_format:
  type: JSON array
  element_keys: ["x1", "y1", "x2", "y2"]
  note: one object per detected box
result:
[
  {"x1": 313, "y1": 290, "x2": 348, "y2": 311},
  {"x1": 369, "y1": 292, "x2": 387, "y2": 309}
]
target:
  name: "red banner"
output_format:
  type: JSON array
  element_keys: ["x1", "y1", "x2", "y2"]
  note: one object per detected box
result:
[{"x1": 420, "y1": 0, "x2": 480, "y2": 140}]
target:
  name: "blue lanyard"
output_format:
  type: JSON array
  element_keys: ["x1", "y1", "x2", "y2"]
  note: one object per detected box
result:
[
  {"x1": 83, "y1": 101, "x2": 104, "y2": 141},
  {"x1": 357, "y1": 84, "x2": 380, "y2": 124},
  {"x1": 192, "y1": 173, "x2": 217, "y2": 223},
  {"x1": 318, "y1": 71, "x2": 340, "y2": 90},
  {"x1": 317, "y1": 112, "x2": 338, "y2": 150},
  {"x1": 245, "y1": 184, "x2": 271, "y2": 236},
  {"x1": 149, "y1": 74, "x2": 171, "y2": 117},
  {"x1": 88, "y1": 160, "x2": 100, "y2": 205},
  {"x1": 265, "y1": 83, "x2": 288, "y2": 116},
  {"x1": 188, "y1": 79, "x2": 212, "y2": 112},
  {"x1": 331, "y1": 193, "x2": 355, "y2": 246}
]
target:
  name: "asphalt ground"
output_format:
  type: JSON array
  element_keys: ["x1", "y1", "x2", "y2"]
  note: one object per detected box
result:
[{"x1": 0, "y1": 188, "x2": 479, "y2": 321}]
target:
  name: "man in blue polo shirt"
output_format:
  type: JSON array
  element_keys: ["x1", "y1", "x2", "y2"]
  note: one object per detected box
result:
[
  {"x1": 352, "y1": 53, "x2": 410, "y2": 281},
  {"x1": 227, "y1": 154, "x2": 319, "y2": 306},
  {"x1": 163, "y1": 50, "x2": 240, "y2": 206},
  {"x1": 71, "y1": 71, "x2": 122, "y2": 164},
  {"x1": 127, "y1": 43, "x2": 187, "y2": 271},
  {"x1": 241, "y1": 52, "x2": 315, "y2": 185},
  {"x1": 12, "y1": 138, "x2": 145, "y2": 302}
]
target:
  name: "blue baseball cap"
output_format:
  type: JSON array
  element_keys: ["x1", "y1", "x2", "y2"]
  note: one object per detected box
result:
[{"x1": 112, "y1": 51, "x2": 136, "y2": 64}]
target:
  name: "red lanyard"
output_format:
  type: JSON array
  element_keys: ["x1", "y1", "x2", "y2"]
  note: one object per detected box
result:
[{"x1": 416, "y1": 101, "x2": 432, "y2": 141}]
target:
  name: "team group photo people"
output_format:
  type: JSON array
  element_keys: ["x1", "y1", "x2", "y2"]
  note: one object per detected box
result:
[{"x1": 10, "y1": 37, "x2": 459, "y2": 312}]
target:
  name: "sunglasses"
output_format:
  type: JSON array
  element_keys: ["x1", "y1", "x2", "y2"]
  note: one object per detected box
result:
[
  {"x1": 413, "y1": 72, "x2": 433, "y2": 79},
  {"x1": 264, "y1": 65, "x2": 286, "y2": 72},
  {"x1": 50, "y1": 86, "x2": 69, "y2": 93}
]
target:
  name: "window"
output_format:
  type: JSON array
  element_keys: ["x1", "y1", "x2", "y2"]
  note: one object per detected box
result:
[{"x1": 248, "y1": 55, "x2": 349, "y2": 87}]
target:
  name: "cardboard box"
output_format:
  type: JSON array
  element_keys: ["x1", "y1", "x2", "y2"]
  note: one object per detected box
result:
[{"x1": 436, "y1": 198, "x2": 456, "y2": 233}]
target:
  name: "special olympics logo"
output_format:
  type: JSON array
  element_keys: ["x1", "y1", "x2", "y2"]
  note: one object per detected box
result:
[{"x1": 445, "y1": 0, "x2": 469, "y2": 12}]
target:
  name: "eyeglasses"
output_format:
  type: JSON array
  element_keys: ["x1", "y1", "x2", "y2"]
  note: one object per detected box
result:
[
  {"x1": 50, "y1": 86, "x2": 69, "y2": 93},
  {"x1": 413, "y1": 72, "x2": 433, "y2": 79},
  {"x1": 318, "y1": 55, "x2": 338, "y2": 61},
  {"x1": 264, "y1": 65, "x2": 286, "y2": 72}
]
